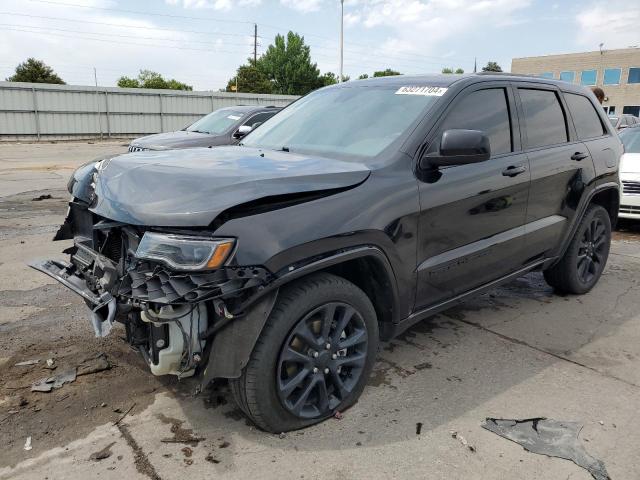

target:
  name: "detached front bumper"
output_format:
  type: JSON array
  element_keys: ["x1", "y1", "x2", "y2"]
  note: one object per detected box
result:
[{"x1": 30, "y1": 259, "x2": 117, "y2": 337}]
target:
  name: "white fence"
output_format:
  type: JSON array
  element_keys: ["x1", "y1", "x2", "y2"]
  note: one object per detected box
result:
[{"x1": 0, "y1": 81, "x2": 298, "y2": 141}]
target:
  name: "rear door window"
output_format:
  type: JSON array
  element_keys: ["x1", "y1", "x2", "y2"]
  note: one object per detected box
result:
[
  {"x1": 565, "y1": 93, "x2": 606, "y2": 139},
  {"x1": 518, "y1": 88, "x2": 568, "y2": 148},
  {"x1": 439, "y1": 88, "x2": 512, "y2": 155}
]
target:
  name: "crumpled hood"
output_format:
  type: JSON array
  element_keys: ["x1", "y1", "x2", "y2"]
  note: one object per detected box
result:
[
  {"x1": 131, "y1": 130, "x2": 226, "y2": 150},
  {"x1": 82, "y1": 146, "x2": 370, "y2": 227}
]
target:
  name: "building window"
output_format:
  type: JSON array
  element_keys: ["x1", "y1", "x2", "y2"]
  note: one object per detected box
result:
[
  {"x1": 560, "y1": 71, "x2": 575, "y2": 83},
  {"x1": 629, "y1": 68, "x2": 640, "y2": 84},
  {"x1": 623, "y1": 106, "x2": 640, "y2": 117},
  {"x1": 580, "y1": 70, "x2": 597, "y2": 86},
  {"x1": 603, "y1": 68, "x2": 621, "y2": 85},
  {"x1": 604, "y1": 106, "x2": 616, "y2": 115},
  {"x1": 539, "y1": 72, "x2": 554, "y2": 79}
]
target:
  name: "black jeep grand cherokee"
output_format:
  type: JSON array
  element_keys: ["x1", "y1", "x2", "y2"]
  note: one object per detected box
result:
[{"x1": 32, "y1": 74, "x2": 621, "y2": 432}]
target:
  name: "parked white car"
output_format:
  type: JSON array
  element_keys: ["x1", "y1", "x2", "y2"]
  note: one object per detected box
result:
[{"x1": 619, "y1": 125, "x2": 640, "y2": 220}]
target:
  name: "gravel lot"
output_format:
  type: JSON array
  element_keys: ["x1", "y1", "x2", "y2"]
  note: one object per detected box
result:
[{"x1": 1, "y1": 141, "x2": 640, "y2": 479}]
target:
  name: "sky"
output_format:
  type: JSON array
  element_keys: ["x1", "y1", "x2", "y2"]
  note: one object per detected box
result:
[{"x1": 1, "y1": 0, "x2": 639, "y2": 91}]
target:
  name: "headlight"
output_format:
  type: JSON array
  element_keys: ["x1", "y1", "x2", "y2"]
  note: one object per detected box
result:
[{"x1": 135, "y1": 232, "x2": 235, "y2": 270}]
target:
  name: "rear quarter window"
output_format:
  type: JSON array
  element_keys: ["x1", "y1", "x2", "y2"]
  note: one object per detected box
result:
[
  {"x1": 565, "y1": 93, "x2": 606, "y2": 139},
  {"x1": 518, "y1": 88, "x2": 568, "y2": 148}
]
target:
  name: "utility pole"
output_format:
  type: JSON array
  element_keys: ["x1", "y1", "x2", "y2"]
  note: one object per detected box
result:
[
  {"x1": 93, "y1": 67, "x2": 103, "y2": 140},
  {"x1": 338, "y1": 0, "x2": 344, "y2": 83},
  {"x1": 253, "y1": 23, "x2": 258, "y2": 65}
]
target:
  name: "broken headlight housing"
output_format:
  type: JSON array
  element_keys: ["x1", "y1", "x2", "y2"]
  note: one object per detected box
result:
[{"x1": 135, "y1": 232, "x2": 235, "y2": 271}]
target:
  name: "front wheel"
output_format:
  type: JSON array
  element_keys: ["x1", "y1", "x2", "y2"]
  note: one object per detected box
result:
[
  {"x1": 230, "y1": 273, "x2": 378, "y2": 432},
  {"x1": 544, "y1": 204, "x2": 611, "y2": 294}
]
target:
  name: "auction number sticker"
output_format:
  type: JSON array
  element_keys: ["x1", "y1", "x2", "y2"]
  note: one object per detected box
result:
[{"x1": 395, "y1": 86, "x2": 448, "y2": 96}]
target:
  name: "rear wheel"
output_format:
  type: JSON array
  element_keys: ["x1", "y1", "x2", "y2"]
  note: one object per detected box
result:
[
  {"x1": 544, "y1": 204, "x2": 611, "y2": 294},
  {"x1": 230, "y1": 273, "x2": 378, "y2": 432}
]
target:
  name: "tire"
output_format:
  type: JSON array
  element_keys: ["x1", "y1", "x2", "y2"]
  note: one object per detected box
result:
[
  {"x1": 230, "y1": 272, "x2": 378, "y2": 432},
  {"x1": 544, "y1": 204, "x2": 611, "y2": 294}
]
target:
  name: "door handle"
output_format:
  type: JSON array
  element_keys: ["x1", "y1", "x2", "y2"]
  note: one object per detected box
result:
[
  {"x1": 502, "y1": 165, "x2": 527, "y2": 177},
  {"x1": 571, "y1": 152, "x2": 589, "y2": 161}
]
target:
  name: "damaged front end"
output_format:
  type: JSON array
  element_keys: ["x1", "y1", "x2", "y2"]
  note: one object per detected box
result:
[{"x1": 31, "y1": 198, "x2": 272, "y2": 381}]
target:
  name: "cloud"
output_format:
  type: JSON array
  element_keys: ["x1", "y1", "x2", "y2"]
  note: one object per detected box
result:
[
  {"x1": 166, "y1": 0, "x2": 261, "y2": 10},
  {"x1": 280, "y1": 0, "x2": 324, "y2": 13},
  {"x1": 575, "y1": 2, "x2": 640, "y2": 49},
  {"x1": 346, "y1": 0, "x2": 530, "y2": 57}
]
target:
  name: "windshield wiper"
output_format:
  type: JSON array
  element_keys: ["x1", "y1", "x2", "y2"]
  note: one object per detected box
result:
[{"x1": 190, "y1": 129, "x2": 209, "y2": 134}]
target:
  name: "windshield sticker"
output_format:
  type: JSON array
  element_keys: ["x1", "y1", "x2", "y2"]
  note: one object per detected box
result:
[
  {"x1": 227, "y1": 115, "x2": 241, "y2": 120},
  {"x1": 395, "y1": 86, "x2": 448, "y2": 96}
]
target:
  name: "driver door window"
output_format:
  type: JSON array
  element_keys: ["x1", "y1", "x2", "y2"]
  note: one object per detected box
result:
[{"x1": 438, "y1": 88, "x2": 512, "y2": 155}]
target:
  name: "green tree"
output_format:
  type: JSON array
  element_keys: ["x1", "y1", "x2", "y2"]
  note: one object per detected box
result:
[
  {"x1": 6, "y1": 58, "x2": 65, "y2": 84},
  {"x1": 117, "y1": 70, "x2": 192, "y2": 90},
  {"x1": 358, "y1": 73, "x2": 369, "y2": 80},
  {"x1": 373, "y1": 68, "x2": 401, "y2": 77},
  {"x1": 455, "y1": 68, "x2": 464, "y2": 74},
  {"x1": 117, "y1": 76, "x2": 140, "y2": 88},
  {"x1": 482, "y1": 61, "x2": 503, "y2": 72},
  {"x1": 226, "y1": 62, "x2": 273, "y2": 93},
  {"x1": 259, "y1": 32, "x2": 323, "y2": 95},
  {"x1": 319, "y1": 72, "x2": 350, "y2": 86},
  {"x1": 442, "y1": 67, "x2": 464, "y2": 74}
]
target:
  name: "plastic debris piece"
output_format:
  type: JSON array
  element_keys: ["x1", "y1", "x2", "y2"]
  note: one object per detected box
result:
[
  {"x1": 15, "y1": 360, "x2": 39, "y2": 366},
  {"x1": 416, "y1": 422, "x2": 423, "y2": 435},
  {"x1": 482, "y1": 418, "x2": 610, "y2": 480},
  {"x1": 44, "y1": 359, "x2": 56, "y2": 370},
  {"x1": 77, "y1": 353, "x2": 111, "y2": 376},
  {"x1": 31, "y1": 368, "x2": 77, "y2": 392},
  {"x1": 89, "y1": 442, "x2": 115, "y2": 461},
  {"x1": 24, "y1": 436, "x2": 32, "y2": 451},
  {"x1": 450, "y1": 430, "x2": 476, "y2": 452}
]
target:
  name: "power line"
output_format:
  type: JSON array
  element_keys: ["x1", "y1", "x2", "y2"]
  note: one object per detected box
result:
[
  {"x1": 27, "y1": 0, "x2": 255, "y2": 25},
  {"x1": 0, "y1": 12, "x2": 263, "y2": 39},
  {"x1": 3, "y1": 27, "x2": 256, "y2": 55},
  {"x1": 0, "y1": 22, "x2": 259, "y2": 48}
]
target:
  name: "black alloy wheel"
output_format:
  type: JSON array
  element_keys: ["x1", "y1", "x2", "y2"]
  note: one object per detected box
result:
[
  {"x1": 276, "y1": 302, "x2": 368, "y2": 419},
  {"x1": 577, "y1": 216, "x2": 608, "y2": 284}
]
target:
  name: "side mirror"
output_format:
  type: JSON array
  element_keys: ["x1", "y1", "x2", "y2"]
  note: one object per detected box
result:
[
  {"x1": 234, "y1": 125, "x2": 252, "y2": 138},
  {"x1": 420, "y1": 129, "x2": 491, "y2": 169}
]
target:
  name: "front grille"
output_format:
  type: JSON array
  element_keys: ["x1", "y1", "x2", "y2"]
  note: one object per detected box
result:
[
  {"x1": 128, "y1": 145, "x2": 147, "y2": 153},
  {"x1": 622, "y1": 181, "x2": 640, "y2": 195},
  {"x1": 620, "y1": 205, "x2": 640, "y2": 214}
]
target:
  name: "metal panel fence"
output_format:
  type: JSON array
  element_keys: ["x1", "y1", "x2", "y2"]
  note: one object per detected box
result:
[{"x1": 0, "y1": 81, "x2": 299, "y2": 141}]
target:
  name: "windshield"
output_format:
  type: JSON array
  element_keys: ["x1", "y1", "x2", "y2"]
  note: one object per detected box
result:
[
  {"x1": 186, "y1": 109, "x2": 244, "y2": 135},
  {"x1": 242, "y1": 85, "x2": 440, "y2": 158},
  {"x1": 620, "y1": 127, "x2": 640, "y2": 153}
]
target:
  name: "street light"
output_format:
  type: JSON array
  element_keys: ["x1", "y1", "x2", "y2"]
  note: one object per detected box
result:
[{"x1": 339, "y1": 0, "x2": 344, "y2": 83}]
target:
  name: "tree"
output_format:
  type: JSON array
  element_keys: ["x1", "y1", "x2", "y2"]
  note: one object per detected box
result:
[
  {"x1": 442, "y1": 67, "x2": 464, "y2": 74},
  {"x1": 373, "y1": 68, "x2": 401, "y2": 77},
  {"x1": 6, "y1": 58, "x2": 65, "y2": 84},
  {"x1": 226, "y1": 62, "x2": 273, "y2": 94},
  {"x1": 318, "y1": 72, "x2": 350, "y2": 86},
  {"x1": 358, "y1": 73, "x2": 369, "y2": 80},
  {"x1": 482, "y1": 61, "x2": 503, "y2": 73},
  {"x1": 117, "y1": 70, "x2": 192, "y2": 90},
  {"x1": 259, "y1": 31, "x2": 323, "y2": 95}
]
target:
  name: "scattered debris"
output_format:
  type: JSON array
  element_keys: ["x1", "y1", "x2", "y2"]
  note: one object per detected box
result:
[
  {"x1": 482, "y1": 418, "x2": 610, "y2": 480},
  {"x1": 24, "y1": 436, "x2": 32, "y2": 451},
  {"x1": 181, "y1": 446, "x2": 193, "y2": 457},
  {"x1": 31, "y1": 368, "x2": 77, "y2": 392},
  {"x1": 278, "y1": 432, "x2": 286, "y2": 439},
  {"x1": 450, "y1": 431, "x2": 476, "y2": 452},
  {"x1": 15, "y1": 359, "x2": 39, "y2": 366},
  {"x1": 90, "y1": 442, "x2": 115, "y2": 461},
  {"x1": 598, "y1": 420, "x2": 604, "y2": 426},
  {"x1": 218, "y1": 441, "x2": 230, "y2": 449},
  {"x1": 334, "y1": 410, "x2": 344, "y2": 420},
  {"x1": 113, "y1": 403, "x2": 136, "y2": 426},
  {"x1": 184, "y1": 459, "x2": 193, "y2": 466},
  {"x1": 205, "y1": 453, "x2": 220, "y2": 464},
  {"x1": 77, "y1": 353, "x2": 111, "y2": 376},
  {"x1": 44, "y1": 359, "x2": 56, "y2": 370},
  {"x1": 31, "y1": 194, "x2": 52, "y2": 201},
  {"x1": 356, "y1": 441, "x2": 362, "y2": 446},
  {"x1": 157, "y1": 414, "x2": 205, "y2": 446},
  {"x1": 416, "y1": 422, "x2": 423, "y2": 435}
]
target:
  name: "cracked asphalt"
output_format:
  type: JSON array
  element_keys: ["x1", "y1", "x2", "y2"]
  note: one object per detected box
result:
[{"x1": 1, "y1": 142, "x2": 640, "y2": 479}]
